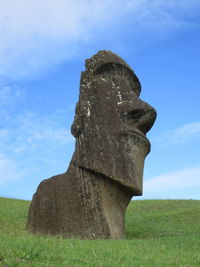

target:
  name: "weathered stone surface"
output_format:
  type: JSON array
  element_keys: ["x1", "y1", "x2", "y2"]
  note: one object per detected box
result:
[{"x1": 27, "y1": 50, "x2": 157, "y2": 239}]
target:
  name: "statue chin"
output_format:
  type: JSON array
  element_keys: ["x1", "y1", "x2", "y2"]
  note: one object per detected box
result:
[
  {"x1": 27, "y1": 50, "x2": 156, "y2": 239},
  {"x1": 73, "y1": 131, "x2": 149, "y2": 195}
]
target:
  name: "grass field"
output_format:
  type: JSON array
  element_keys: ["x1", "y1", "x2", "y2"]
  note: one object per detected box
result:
[{"x1": 0, "y1": 197, "x2": 199, "y2": 266}]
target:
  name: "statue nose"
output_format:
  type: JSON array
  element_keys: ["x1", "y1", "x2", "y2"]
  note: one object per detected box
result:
[{"x1": 126, "y1": 104, "x2": 157, "y2": 134}]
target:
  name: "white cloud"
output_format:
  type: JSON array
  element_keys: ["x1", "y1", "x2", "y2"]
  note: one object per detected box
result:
[
  {"x1": 153, "y1": 122, "x2": 200, "y2": 146},
  {"x1": 0, "y1": 0, "x2": 199, "y2": 83},
  {"x1": 0, "y1": 110, "x2": 75, "y2": 186},
  {"x1": 0, "y1": 153, "x2": 25, "y2": 185},
  {"x1": 0, "y1": 86, "x2": 24, "y2": 107},
  {"x1": 0, "y1": 82, "x2": 75, "y2": 186},
  {"x1": 1, "y1": 110, "x2": 74, "y2": 154},
  {"x1": 173, "y1": 122, "x2": 200, "y2": 137},
  {"x1": 144, "y1": 166, "x2": 200, "y2": 192}
]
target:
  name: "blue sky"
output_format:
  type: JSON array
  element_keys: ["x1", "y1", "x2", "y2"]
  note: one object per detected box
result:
[{"x1": 0, "y1": 0, "x2": 200, "y2": 200}]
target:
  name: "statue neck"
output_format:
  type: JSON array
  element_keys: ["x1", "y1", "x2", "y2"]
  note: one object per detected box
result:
[{"x1": 69, "y1": 162, "x2": 133, "y2": 239}]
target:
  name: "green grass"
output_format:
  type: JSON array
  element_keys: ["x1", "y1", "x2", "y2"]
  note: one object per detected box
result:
[{"x1": 0, "y1": 197, "x2": 200, "y2": 266}]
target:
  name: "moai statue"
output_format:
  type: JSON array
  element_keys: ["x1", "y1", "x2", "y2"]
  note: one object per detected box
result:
[{"x1": 27, "y1": 50, "x2": 156, "y2": 239}]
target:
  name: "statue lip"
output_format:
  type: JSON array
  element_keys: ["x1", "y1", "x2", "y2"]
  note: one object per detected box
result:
[
  {"x1": 134, "y1": 129, "x2": 151, "y2": 147},
  {"x1": 123, "y1": 128, "x2": 151, "y2": 147}
]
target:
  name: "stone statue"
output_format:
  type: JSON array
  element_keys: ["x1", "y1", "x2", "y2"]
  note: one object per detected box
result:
[{"x1": 27, "y1": 50, "x2": 156, "y2": 239}]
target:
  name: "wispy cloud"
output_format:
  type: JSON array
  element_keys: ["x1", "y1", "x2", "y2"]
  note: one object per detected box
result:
[
  {"x1": 144, "y1": 166, "x2": 200, "y2": 192},
  {"x1": 0, "y1": 85, "x2": 24, "y2": 107},
  {"x1": 0, "y1": 110, "x2": 74, "y2": 155},
  {"x1": 0, "y1": 153, "x2": 26, "y2": 186},
  {"x1": 153, "y1": 122, "x2": 200, "y2": 147},
  {"x1": 0, "y1": 110, "x2": 74, "y2": 186},
  {"x1": 0, "y1": 0, "x2": 199, "y2": 83},
  {"x1": 0, "y1": 79, "x2": 75, "y2": 187}
]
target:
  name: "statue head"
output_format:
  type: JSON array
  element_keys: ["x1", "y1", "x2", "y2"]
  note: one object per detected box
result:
[{"x1": 71, "y1": 50, "x2": 156, "y2": 195}]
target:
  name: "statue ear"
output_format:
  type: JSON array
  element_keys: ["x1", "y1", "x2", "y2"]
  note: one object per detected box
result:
[
  {"x1": 71, "y1": 102, "x2": 81, "y2": 137},
  {"x1": 71, "y1": 119, "x2": 80, "y2": 138},
  {"x1": 71, "y1": 101, "x2": 87, "y2": 137}
]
